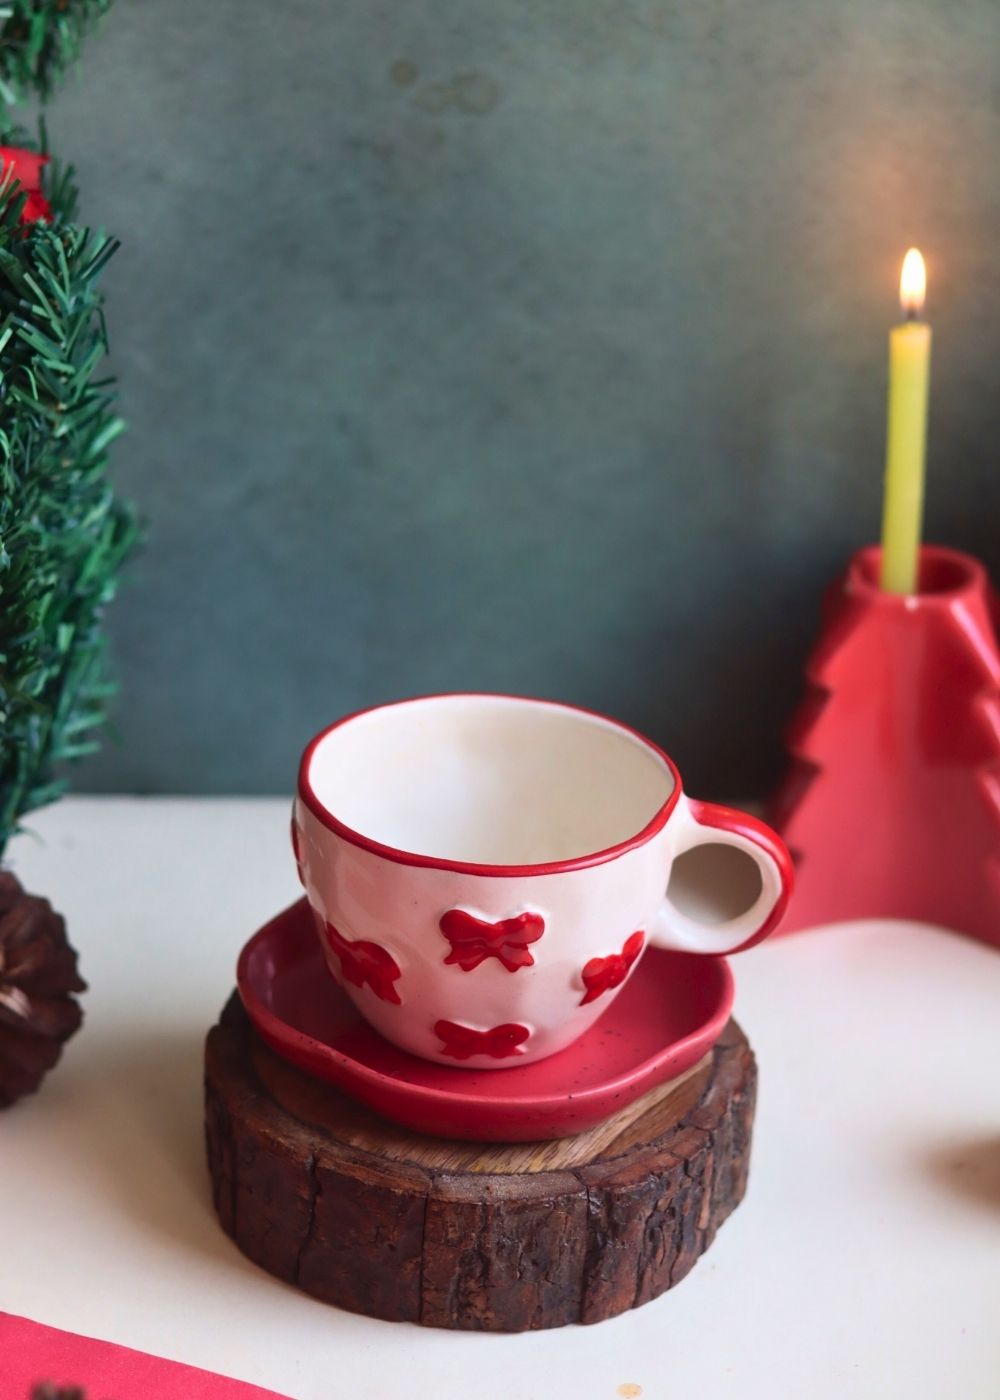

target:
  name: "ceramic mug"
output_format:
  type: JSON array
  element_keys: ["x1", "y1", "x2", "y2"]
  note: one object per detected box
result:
[{"x1": 293, "y1": 694, "x2": 792, "y2": 1068}]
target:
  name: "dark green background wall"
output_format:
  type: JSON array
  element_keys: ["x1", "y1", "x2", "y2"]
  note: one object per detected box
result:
[{"x1": 46, "y1": 0, "x2": 1000, "y2": 798}]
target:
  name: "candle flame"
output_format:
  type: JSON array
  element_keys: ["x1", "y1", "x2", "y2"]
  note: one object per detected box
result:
[{"x1": 899, "y1": 247, "x2": 926, "y2": 317}]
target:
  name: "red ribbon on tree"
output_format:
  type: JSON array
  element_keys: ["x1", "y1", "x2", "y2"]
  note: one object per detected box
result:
[{"x1": 0, "y1": 147, "x2": 53, "y2": 225}]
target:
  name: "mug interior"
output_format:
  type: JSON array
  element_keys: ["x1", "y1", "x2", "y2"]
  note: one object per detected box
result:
[{"x1": 304, "y1": 695, "x2": 676, "y2": 866}]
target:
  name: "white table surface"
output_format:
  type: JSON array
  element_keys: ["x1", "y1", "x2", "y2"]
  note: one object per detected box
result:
[{"x1": 4, "y1": 797, "x2": 999, "y2": 1399}]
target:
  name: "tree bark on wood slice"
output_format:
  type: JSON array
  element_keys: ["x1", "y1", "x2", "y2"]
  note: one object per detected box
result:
[{"x1": 204, "y1": 993, "x2": 757, "y2": 1331}]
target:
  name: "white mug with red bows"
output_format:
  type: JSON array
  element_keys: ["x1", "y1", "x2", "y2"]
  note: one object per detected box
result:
[{"x1": 293, "y1": 694, "x2": 792, "y2": 1068}]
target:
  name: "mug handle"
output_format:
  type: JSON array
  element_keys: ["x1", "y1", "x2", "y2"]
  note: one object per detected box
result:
[{"x1": 649, "y1": 796, "x2": 793, "y2": 956}]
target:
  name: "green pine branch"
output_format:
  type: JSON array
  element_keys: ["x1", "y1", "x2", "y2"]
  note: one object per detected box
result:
[
  {"x1": 0, "y1": 0, "x2": 112, "y2": 110},
  {"x1": 0, "y1": 140, "x2": 137, "y2": 857}
]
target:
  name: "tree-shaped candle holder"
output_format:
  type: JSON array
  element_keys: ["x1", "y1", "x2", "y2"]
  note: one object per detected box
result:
[{"x1": 770, "y1": 544, "x2": 1000, "y2": 949}]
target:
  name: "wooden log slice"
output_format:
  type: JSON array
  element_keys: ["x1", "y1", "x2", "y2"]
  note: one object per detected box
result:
[{"x1": 205, "y1": 993, "x2": 756, "y2": 1331}]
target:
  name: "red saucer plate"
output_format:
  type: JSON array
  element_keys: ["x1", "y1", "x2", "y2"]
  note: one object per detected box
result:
[{"x1": 237, "y1": 899, "x2": 734, "y2": 1142}]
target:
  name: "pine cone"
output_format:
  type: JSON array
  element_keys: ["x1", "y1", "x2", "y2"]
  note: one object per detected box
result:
[{"x1": 0, "y1": 871, "x2": 86, "y2": 1108}]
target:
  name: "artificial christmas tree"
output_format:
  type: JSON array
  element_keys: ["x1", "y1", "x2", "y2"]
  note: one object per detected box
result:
[
  {"x1": 0, "y1": 143, "x2": 134, "y2": 849},
  {"x1": 0, "y1": 0, "x2": 112, "y2": 111},
  {"x1": 770, "y1": 544, "x2": 1000, "y2": 949},
  {"x1": 0, "y1": 2, "x2": 135, "y2": 1105},
  {"x1": 0, "y1": 141, "x2": 135, "y2": 1102}
]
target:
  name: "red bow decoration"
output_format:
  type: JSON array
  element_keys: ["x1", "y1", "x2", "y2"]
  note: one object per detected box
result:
[
  {"x1": 434, "y1": 1018, "x2": 530, "y2": 1060},
  {"x1": 324, "y1": 920, "x2": 402, "y2": 1004},
  {"x1": 0, "y1": 147, "x2": 53, "y2": 226},
  {"x1": 579, "y1": 930, "x2": 645, "y2": 1005},
  {"x1": 439, "y1": 909, "x2": 545, "y2": 973}
]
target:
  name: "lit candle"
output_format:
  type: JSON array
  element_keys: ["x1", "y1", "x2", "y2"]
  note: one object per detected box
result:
[{"x1": 879, "y1": 248, "x2": 932, "y2": 593}]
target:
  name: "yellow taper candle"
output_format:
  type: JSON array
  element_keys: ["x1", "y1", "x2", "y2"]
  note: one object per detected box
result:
[{"x1": 879, "y1": 248, "x2": 932, "y2": 593}]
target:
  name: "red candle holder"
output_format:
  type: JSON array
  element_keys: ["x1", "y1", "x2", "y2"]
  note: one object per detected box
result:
[{"x1": 770, "y1": 544, "x2": 1000, "y2": 949}]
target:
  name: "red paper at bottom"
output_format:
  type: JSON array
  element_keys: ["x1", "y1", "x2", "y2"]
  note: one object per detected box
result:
[{"x1": 0, "y1": 1314, "x2": 292, "y2": 1400}]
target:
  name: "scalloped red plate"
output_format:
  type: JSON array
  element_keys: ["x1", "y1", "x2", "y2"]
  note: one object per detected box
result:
[{"x1": 237, "y1": 899, "x2": 734, "y2": 1142}]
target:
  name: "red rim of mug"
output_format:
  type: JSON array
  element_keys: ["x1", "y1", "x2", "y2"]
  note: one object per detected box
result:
[{"x1": 297, "y1": 693, "x2": 684, "y2": 878}]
